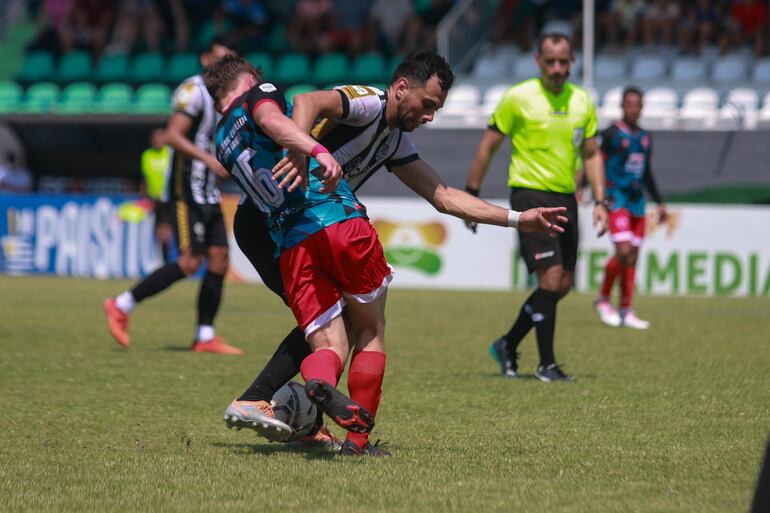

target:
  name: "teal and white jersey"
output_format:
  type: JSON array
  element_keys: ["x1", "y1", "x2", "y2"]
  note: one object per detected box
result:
[{"x1": 215, "y1": 82, "x2": 366, "y2": 254}]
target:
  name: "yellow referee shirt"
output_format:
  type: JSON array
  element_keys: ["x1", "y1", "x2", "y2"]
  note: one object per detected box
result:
[
  {"x1": 141, "y1": 146, "x2": 170, "y2": 200},
  {"x1": 489, "y1": 78, "x2": 597, "y2": 194}
]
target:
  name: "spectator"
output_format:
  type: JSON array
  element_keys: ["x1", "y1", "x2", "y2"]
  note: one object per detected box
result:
[
  {"x1": 490, "y1": 0, "x2": 537, "y2": 52},
  {"x1": 330, "y1": 0, "x2": 375, "y2": 55},
  {"x1": 404, "y1": 0, "x2": 454, "y2": 51},
  {"x1": 287, "y1": 0, "x2": 334, "y2": 54},
  {"x1": 720, "y1": 0, "x2": 768, "y2": 56},
  {"x1": 26, "y1": 0, "x2": 75, "y2": 55},
  {"x1": 0, "y1": 153, "x2": 33, "y2": 194},
  {"x1": 678, "y1": 0, "x2": 718, "y2": 54},
  {"x1": 58, "y1": 0, "x2": 113, "y2": 57},
  {"x1": 601, "y1": 0, "x2": 645, "y2": 51},
  {"x1": 107, "y1": 0, "x2": 164, "y2": 55},
  {"x1": 642, "y1": 0, "x2": 680, "y2": 49},
  {"x1": 221, "y1": 0, "x2": 268, "y2": 50},
  {"x1": 370, "y1": 0, "x2": 415, "y2": 54},
  {"x1": 157, "y1": 0, "x2": 190, "y2": 52}
]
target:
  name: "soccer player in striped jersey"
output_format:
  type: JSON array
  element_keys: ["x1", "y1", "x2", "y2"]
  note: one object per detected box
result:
[
  {"x1": 594, "y1": 86, "x2": 667, "y2": 330},
  {"x1": 103, "y1": 37, "x2": 242, "y2": 354}
]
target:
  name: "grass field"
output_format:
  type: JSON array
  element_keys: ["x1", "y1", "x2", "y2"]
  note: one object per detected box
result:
[{"x1": 1, "y1": 275, "x2": 768, "y2": 513}]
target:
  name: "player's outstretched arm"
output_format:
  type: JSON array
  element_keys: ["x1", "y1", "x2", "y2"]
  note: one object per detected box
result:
[
  {"x1": 392, "y1": 159, "x2": 566, "y2": 235},
  {"x1": 165, "y1": 112, "x2": 229, "y2": 178}
]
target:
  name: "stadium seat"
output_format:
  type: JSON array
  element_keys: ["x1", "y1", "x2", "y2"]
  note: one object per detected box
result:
[
  {"x1": 631, "y1": 54, "x2": 667, "y2": 81},
  {"x1": 0, "y1": 81, "x2": 23, "y2": 113},
  {"x1": 512, "y1": 54, "x2": 538, "y2": 81},
  {"x1": 472, "y1": 45, "x2": 516, "y2": 79},
  {"x1": 640, "y1": 87, "x2": 678, "y2": 129},
  {"x1": 719, "y1": 87, "x2": 759, "y2": 129},
  {"x1": 56, "y1": 82, "x2": 97, "y2": 113},
  {"x1": 93, "y1": 82, "x2": 133, "y2": 113},
  {"x1": 57, "y1": 51, "x2": 92, "y2": 82},
  {"x1": 595, "y1": 55, "x2": 627, "y2": 81},
  {"x1": 679, "y1": 87, "x2": 719, "y2": 128},
  {"x1": 133, "y1": 83, "x2": 171, "y2": 113},
  {"x1": 712, "y1": 54, "x2": 749, "y2": 83},
  {"x1": 131, "y1": 53, "x2": 165, "y2": 84},
  {"x1": 284, "y1": 83, "x2": 316, "y2": 103},
  {"x1": 17, "y1": 51, "x2": 55, "y2": 83},
  {"x1": 313, "y1": 53, "x2": 349, "y2": 86},
  {"x1": 751, "y1": 57, "x2": 770, "y2": 83},
  {"x1": 441, "y1": 84, "x2": 481, "y2": 117},
  {"x1": 95, "y1": 53, "x2": 129, "y2": 83},
  {"x1": 671, "y1": 56, "x2": 708, "y2": 82},
  {"x1": 265, "y1": 23, "x2": 290, "y2": 53},
  {"x1": 246, "y1": 52, "x2": 273, "y2": 77},
  {"x1": 22, "y1": 82, "x2": 60, "y2": 113},
  {"x1": 350, "y1": 53, "x2": 387, "y2": 84},
  {"x1": 274, "y1": 53, "x2": 311, "y2": 85},
  {"x1": 598, "y1": 86, "x2": 623, "y2": 125},
  {"x1": 480, "y1": 83, "x2": 510, "y2": 116},
  {"x1": 167, "y1": 53, "x2": 201, "y2": 85}
]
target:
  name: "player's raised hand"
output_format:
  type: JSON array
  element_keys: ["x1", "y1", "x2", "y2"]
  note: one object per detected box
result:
[
  {"x1": 593, "y1": 202, "x2": 609, "y2": 237},
  {"x1": 314, "y1": 152, "x2": 343, "y2": 193},
  {"x1": 517, "y1": 207, "x2": 568, "y2": 236},
  {"x1": 272, "y1": 151, "x2": 308, "y2": 192}
]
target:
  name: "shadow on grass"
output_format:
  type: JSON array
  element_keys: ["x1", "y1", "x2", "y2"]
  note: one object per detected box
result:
[
  {"x1": 212, "y1": 442, "x2": 338, "y2": 461},
  {"x1": 487, "y1": 372, "x2": 598, "y2": 381}
]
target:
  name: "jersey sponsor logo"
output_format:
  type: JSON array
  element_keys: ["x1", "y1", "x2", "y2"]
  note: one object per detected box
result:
[
  {"x1": 532, "y1": 313, "x2": 545, "y2": 322},
  {"x1": 340, "y1": 85, "x2": 374, "y2": 99},
  {"x1": 534, "y1": 250, "x2": 555, "y2": 261},
  {"x1": 573, "y1": 128, "x2": 585, "y2": 147},
  {"x1": 259, "y1": 83, "x2": 277, "y2": 93},
  {"x1": 174, "y1": 83, "x2": 196, "y2": 110},
  {"x1": 625, "y1": 152, "x2": 645, "y2": 178},
  {"x1": 373, "y1": 140, "x2": 391, "y2": 163},
  {"x1": 343, "y1": 155, "x2": 367, "y2": 177}
]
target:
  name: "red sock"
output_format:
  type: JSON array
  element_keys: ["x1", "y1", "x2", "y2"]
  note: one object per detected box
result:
[
  {"x1": 600, "y1": 256, "x2": 621, "y2": 300},
  {"x1": 300, "y1": 348, "x2": 342, "y2": 387},
  {"x1": 346, "y1": 350, "x2": 386, "y2": 448},
  {"x1": 620, "y1": 265, "x2": 636, "y2": 309}
]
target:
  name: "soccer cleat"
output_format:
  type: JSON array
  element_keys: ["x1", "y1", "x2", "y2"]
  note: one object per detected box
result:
[
  {"x1": 594, "y1": 299, "x2": 622, "y2": 327},
  {"x1": 223, "y1": 399, "x2": 294, "y2": 442},
  {"x1": 103, "y1": 297, "x2": 130, "y2": 347},
  {"x1": 338, "y1": 439, "x2": 391, "y2": 457},
  {"x1": 304, "y1": 379, "x2": 375, "y2": 434},
  {"x1": 191, "y1": 336, "x2": 242, "y2": 354},
  {"x1": 296, "y1": 425, "x2": 343, "y2": 451},
  {"x1": 535, "y1": 363, "x2": 576, "y2": 383},
  {"x1": 621, "y1": 311, "x2": 650, "y2": 330},
  {"x1": 489, "y1": 338, "x2": 519, "y2": 378}
]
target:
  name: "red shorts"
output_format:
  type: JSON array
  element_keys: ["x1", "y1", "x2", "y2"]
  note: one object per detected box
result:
[
  {"x1": 279, "y1": 218, "x2": 392, "y2": 336},
  {"x1": 609, "y1": 208, "x2": 645, "y2": 247}
]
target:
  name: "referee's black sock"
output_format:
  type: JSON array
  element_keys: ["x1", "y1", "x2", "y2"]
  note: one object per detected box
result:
[
  {"x1": 530, "y1": 288, "x2": 560, "y2": 367},
  {"x1": 130, "y1": 262, "x2": 185, "y2": 302},
  {"x1": 238, "y1": 327, "x2": 310, "y2": 402},
  {"x1": 503, "y1": 291, "x2": 537, "y2": 350},
  {"x1": 197, "y1": 271, "x2": 225, "y2": 327}
]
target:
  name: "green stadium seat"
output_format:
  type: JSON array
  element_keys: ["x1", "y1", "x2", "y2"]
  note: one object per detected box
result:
[
  {"x1": 57, "y1": 51, "x2": 92, "y2": 82},
  {"x1": 313, "y1": 53, "x2": 349, "y2": 86},
  {"x1": 266, "y1": 24, "x2": 289, "y2": 53},
  {"x1": 56, "y1": 82, "x2": 97, "y2": 113},
  {"x1": 131, "y1": 53, "x2": 165, "y2": 84},
  {"x1": 134, "y1": 83, "x2": 171, "y2": 113},
  {"x1": 0, "y1": 81, "x2": 23, "y2": 113},
  {"x1": 274, "y1": 53, "x2": 311, "y2": 85},
  {"x1": 167, "y1": 53, "x2": 201, "y2": 85},
  {"x1": 17, "y1": 51, "x2": 55, "y2": 83},
  {"x1": 22, "y1": 82, "x2": 60, "y2": 113},
  {"x1": 95, "y1": 53, "x2": 129, "y2": 83},
  {"x1": 370, "y1": 83, "x2": 388, "y2": 92},
  {"x1": 194, "y1": 19, "x2": 233, "y2": 51},
  {"x1": 94, "y1": 82, "x2": 133, "y2": 113},
  {"x1": 284, "y1": 83, "x2": 316, "y2": 103},
  {"x1": 388, "y1": 55, "x2": 402, "y2": 79},
  {"x1": 351, "y1": 53, "x2": 388, "y2": 84},
  {"x1": 246, "y1": 52, "x2": 273, "y2": 77}
]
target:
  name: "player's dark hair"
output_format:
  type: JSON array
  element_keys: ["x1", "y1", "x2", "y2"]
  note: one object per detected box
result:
[
  {"x1": 622, "y1": 85, "x2": 644, "y2": 102},
  {"x1": 537, "y1": 33, "x2": 572, "y2": 54},
  {"x1": 204, "y1": 35, "x2": 239, "y2": 56},
  {"x1": 391, "y1": 50, "x2": 454, "y2": 91},
  {"x1": 203, "y1": 55, "x2": 262, "y2": 103}
]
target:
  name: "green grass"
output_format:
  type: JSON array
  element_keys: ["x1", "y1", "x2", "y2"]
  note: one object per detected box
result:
[{"x1": 1, "y1": 275, "x2": 768, "y2": 513}]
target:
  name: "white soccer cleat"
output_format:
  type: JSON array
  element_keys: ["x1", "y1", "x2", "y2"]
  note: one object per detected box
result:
[
  {"x1": 223, "y1": 399, "x2": 294, "y2": 442},
  {"x1": 594, "y1": 300, "x2": 622, "y2": 327},
  {"x1": 621, "y1": 311, "x2": 650, "y2": 330}
]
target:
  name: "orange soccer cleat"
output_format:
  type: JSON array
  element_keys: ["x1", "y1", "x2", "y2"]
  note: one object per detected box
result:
[
  {"x1": 223, "y1": 399, "x2": 293, "y2": 442},
  {"x1": 103, "y1": 297, "x2": 130, "y2": 348},
  {"x1": 298, "y1": 425, "x2": 343, "y2": 451},
  {"x1": 191, "y1": 336, "x2": 242, "y2": 354}
]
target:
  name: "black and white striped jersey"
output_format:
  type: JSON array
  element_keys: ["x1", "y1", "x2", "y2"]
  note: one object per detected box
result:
[
  {"x1": 311, "y1": 85, "x2": 419, "y2": 192},
  {"x1": 165, "y1": 75, "x2": 221, "y2": 205}
]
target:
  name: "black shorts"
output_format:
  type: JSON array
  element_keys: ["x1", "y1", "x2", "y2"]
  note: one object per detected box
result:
[
  {"x1": 173, "y1": 201, "x2": 228, "y2": 255},
  {"x1": 510, "y1": 187, "x2": 579, "y2": 273},
  {"x1": 233, "y1": 201, "x2": 286, "y2": 302},
  {"x1": 154, "y1": 201, "x2": 173, "y2": 227}
]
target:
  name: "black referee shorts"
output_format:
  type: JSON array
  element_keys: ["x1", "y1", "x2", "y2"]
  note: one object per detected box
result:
[{"x1": 510, "y1": 187, "x2": 579, "y2": 273}]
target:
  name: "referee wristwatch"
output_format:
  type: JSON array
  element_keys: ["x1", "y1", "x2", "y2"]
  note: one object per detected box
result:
[{"x1": 595, "y1": 199, "x2": 610, "y2": 209}]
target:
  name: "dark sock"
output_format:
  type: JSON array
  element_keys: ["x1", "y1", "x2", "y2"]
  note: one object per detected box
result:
[
  {"x1": 238, "y1": 327, "x2": 310, "y2": 402},
  {"x1": 530, "y1": 288, "x2": 560, "y2": 367},
  {"x1": 197, "y1": 271, "x2": 224, "y2": 326},
  {"x1": 161, "y1": 242, "x2": 170, "y2": 264},
  {"x1": 503, "y1": 290, "x2": 537, "y2": 351},
  {"x1": 130, "y1": 262, "x2": 185, "y2": 302}
]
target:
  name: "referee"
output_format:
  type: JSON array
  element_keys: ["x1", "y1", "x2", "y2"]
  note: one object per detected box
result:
[{"x1": 465, "y1": 33, "x2": 608, "y2": 382}]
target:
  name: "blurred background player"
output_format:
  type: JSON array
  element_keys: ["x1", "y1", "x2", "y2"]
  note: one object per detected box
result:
[
  {"x1": 103, "y1": 37, "x2": 241, "y2": 354},
  {"x1": 593, "y1": 86, "x2": 667, "y2": 330},
  {"x1": 0, "y1": 152, "x2": 33, "y2": 193},
  {"x1": 140, "y1": 127, "x2": 172, "y2": 264},
  {"x1": 465, "y1": 33, "x2": 609, "y2": 383}
]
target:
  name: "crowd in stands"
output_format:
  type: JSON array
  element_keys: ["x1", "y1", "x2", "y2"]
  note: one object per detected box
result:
[
  {"x1": 492, "y1": 0, "x2": 770, "y2": 57},
  {"x1": 20, "y1": 0, "x2": 456, "y2": 58}
]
